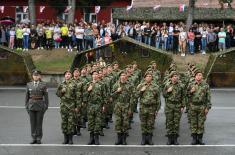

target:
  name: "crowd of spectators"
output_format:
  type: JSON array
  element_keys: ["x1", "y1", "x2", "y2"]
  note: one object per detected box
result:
[{"x1": 0, "y1": 19, "x2": 234, "y2": 57}]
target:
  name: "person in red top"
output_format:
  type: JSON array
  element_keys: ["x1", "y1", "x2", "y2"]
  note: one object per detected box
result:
[{"x1": 188, "y1": 29, "x2": 195, "y2": 54}]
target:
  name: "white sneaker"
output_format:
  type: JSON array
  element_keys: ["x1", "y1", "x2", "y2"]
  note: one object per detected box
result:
[
  {"x1": 202, "y1": 51, "x2": 206, "y2": 55},
  {"x1": 61, "y1": 46, "x2": 64, "y2": 48},
  {"x1": 26, "y1": 49, "x2": 28, "y2": 51},
  {"x1": 41, "y1": 47, "x2": 44, "y2": 50},
  {"x1": 181, "y1": 53, "x2": 183, "y2": 56},
  {"x1": 66, "y1": 46, "x2": 68, "y2": 49},
  {"x1": 38, "y1": 47, "x2": 40, "y2": 50},
  {"x1": 23, "y1": 49, "x2": 25, "y2": 51},
  {"x1": 67, "y1": 49, "x2": 70, "y2": 52}
]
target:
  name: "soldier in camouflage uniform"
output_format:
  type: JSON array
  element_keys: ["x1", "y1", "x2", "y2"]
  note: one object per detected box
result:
[
  {"x1": 112, "y1": 71, "x2": 134, "y2": 145},
  {"x1": 86, "y1": 70, "x2": 105, "y2": 145},
  {"x1": 72, "y1": 68, "x2": 83, "y2": 136},
  {"x1": 136, "y1": 72, "x2": 161, "y2": 145},
  {"x1": 163, "y1": 71, "x2": 185, "y2": 145},
  {"x1": 56, "y1": 70, "x2": 77, "y2": 145},
  {"x1": 187, "y1": 69, "x2": 211, "y2": 145},
  {"x1": 25, "y1": 70, "x2": 49, "y2": 144},
  {"x1": 150, "y1": 61, "x2": 161, "y2": 85}
]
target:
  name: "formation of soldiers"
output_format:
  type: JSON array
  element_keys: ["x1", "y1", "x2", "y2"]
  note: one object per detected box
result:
[{"x1": 55, "y1": 60, "x2": 211, "y2": 145}]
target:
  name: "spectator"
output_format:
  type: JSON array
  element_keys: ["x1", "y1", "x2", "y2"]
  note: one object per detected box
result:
[
  {"x1": 30, "y1": 25, "x2": 37, "y2": 49},
  {"x1": 207, "y1": 29, "x2": 217, "y2": 52},
  {"x1": 67, "y1": 24, "x2": 74, "y2": 52},
  {"x1": 218, "y1": 28, "x2": 226, "y2": 51},
  {"x1": 143, "y1": 23, "x2": 151, "y2": 45},
  {"x1": 23, "y1": 24, "x2": 30, "y2": 51},
  {"x1": 188, "y1": 28, "x2": 195, "y2": 55},
  {"x1": 60, "y1": 24, "x2": 68, "y2": 48},
  {"x1": 1, "y1": 26, "x2": 7, "y2": 46},
  {"x1": 173, "y1": 25, "x2": 180, "y2": 53},
  {"x1": 53, "y1": 24, "x2": 62, "y2": 49},
  {"x1": 179, "y1": 27, "x2": 187, "y2": 57},
  {"x1": 75, "y1": 23, "x2": 84, "y2": 53},
  {"x1": 201, "y1": 27, "x2": 208, "y2": 54},
  {"x1": 36, "y1": 24, "x2": 44, "y2": 50},
  {"x1": 9, "y1": 27, "x2": 15, "y2": 49},
  {"x1": 16, "y1": 25, "x2": 23, "y2": 50}
]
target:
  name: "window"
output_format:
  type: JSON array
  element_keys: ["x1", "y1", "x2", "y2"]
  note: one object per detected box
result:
[{"x1": 15, "y1": 6, "x2": 28, "y2": 23}]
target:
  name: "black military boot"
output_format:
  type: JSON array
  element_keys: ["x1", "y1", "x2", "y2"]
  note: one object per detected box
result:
[
  {"x1": 99, "y1": 129, "x2": 104, "y2": 136},
  {"x1": 108, "y1": 114, "x2": 113, "y2": 123},
  {"x1": 173, "y1": 134, "x2": 179, "y2": 145},
  {"x1": 76, "y1": 127, "x2": 81, "y2": 136},
  {"x1": 122, "y1": 133, "x2": 127, "y2": 145},
  {"x1": 105, "y1": 118, "x2": 110, "y2": 129},
  {"x1": 30, "y1": 139, "x2": 37, "y2": 144},
  {"x1": 94, "y1": 133, "x2": 100, "y2": 145},
  {"x1": 115, "y1": 133, "x2": 123, "y2": 145},
  {"x1": 197, "y1": 134, "x2": 205, "y2": 145},
  {"x1": 82, "y1": 119, "x2": 86, "y2": 128},
  {"x1": 191, "y1": 133, "x2": 198, "y2": 145},
  {"x1": 167, "y1": 135, "x2": 172, "y2": 145},
  {"x1": 146, "y1": 133, "x2": 154, "y2": 145},
  {"x1": 68, "y1": 134, "x2": 73, "y2": 145},
  {"x1": 62, "y1": 134, "x2": 69, "y2": 144},
  {"x1": 141, "y1": 133, "x2": 146, "y2": 145},
  {"x1": 88, "y1": 132, "x2": 95, "y2": 145}
]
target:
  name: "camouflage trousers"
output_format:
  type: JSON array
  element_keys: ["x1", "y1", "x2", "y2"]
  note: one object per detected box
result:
[
  {"x1": 82, "y1": 102, "x2": 88, "y2": 122},
  {"x1": 139, "y1": 105, "x2": 156, "y2": 134},
  {"x1": 60, "y1": 106, "x2": 75, "y2": 134},
  {"x1": 190, "y1": 105, "x2": 206, "y2": 134},
  {"x1": 165, "y1": 103, "x2": 182, "y2": 135},
  {"x1": 74, "y1": 105, "x2": 82, "y2": 127},
  {"x1": 114, "y1": 102, "x2": 129, "y2": 133},
  {"x1": 87, "y1": 104, "x2": 102, "y2": 134}
]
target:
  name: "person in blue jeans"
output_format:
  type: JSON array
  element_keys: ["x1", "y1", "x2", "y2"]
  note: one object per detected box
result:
[
  {"x1": 23, "y1": 25, "x2": 31, "y2": 51},
  {"x1": 201, "y1": 27, "x2": 208, "y2": 54},
  {"x1": 187, "y1": 29, "x2": 195, "y2": 54}
]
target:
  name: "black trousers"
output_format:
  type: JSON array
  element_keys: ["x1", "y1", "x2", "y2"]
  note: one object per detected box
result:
[{"x1": 28, "y1": 110, "x2": 45, "y2": 140}]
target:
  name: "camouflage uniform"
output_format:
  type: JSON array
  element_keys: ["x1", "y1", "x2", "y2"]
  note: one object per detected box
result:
[
  {"x1": 56, "y1": 79, "x2": 77, "y2": 144},
  {"x1": 187, "y1": 79, "x2": 211, "y2": 145},
  {"x1": 86, "y1": 80, "x2": 105, "y2": 145},
  {"x1": 112, "y1": 80, "x2": 134, "y2": 145},
  {"x1": 163, "y1": 77, "x2": 185, "y2": 145},
  {"x1": 136, "y1": 80, "x2": 161, "y2": 145}
]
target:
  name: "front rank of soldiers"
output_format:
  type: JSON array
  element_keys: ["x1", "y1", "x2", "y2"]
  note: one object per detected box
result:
[{"x1": 55, "y1": 60, "x2": 211, "y2": 145}]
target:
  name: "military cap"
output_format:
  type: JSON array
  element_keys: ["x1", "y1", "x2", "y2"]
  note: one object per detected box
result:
[
  {"x1": 132, "y1": 61, "x2": 137, "y2": 65},
  {"x1": 64, "y1": 70, "x2": 71, "y2": 75},
  {"x1": 150, "y1": 61, "x2": 156, "y2": 64},
  {"x1": 144, "y1": 71, "x2": 153, "y2": 78},
  {"x1": 73, "y1": 68, "x2": 79, "y2": 73},
  {"x1": 119, "y1": 70, "x2": 127, "y2": 77},
  {"x1": 91, "y1": 69, "x2": 99, "y2": 75},
  {"x1": 194, "y1": 68, "x2": 203, "y2": 76},
  {"x1": 112, "y1": 61, "x2": 119, "y2": 65},
  {"x1": 169, "y1": 71, "x2": 179, "y2": 78},
  {"x1": 32, "y1": 70, "x2": 41, "y2": 76},
  {"x1": 126, "y1": 64, "x2": 132, "y2": 68}
]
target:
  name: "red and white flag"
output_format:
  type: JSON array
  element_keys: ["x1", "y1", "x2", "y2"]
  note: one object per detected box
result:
[
  {"x1": 179, "y1": 4, "x2": 186, "y2": 12},
  {"x1": 0, "y1": 6, "x2": 4, "y2": 13},
  {"x1": 64, "y1": 6, "x2": 72, "y2": 12},
  {"x1": 153, "y1": 5, "x2": 161, "y2": 10},
  {"x1": 95, "y1": 6, "x2": 101, "y2": 14},
  {"x1": 23, "y1": 6, "x2": 28, "y2": 13},
  {"x1": 224, "y1": 3, "x2": 229, "y2": 8},
  {"x1": 126, "y1": 0, "x2": 133, "y2": 11},
  {"x1": 40, "y1": 6, "x2": 45, "y2": 13}
]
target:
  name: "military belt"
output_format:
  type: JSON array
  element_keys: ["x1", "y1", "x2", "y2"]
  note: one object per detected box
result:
[{"x1": 30, "y1": 96, "x2": 43, "y2": 100}]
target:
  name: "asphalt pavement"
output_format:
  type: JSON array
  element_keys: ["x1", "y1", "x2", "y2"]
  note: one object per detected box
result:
[{"x1": 0, "y1": 87, "x2": 235, "y2": 155}]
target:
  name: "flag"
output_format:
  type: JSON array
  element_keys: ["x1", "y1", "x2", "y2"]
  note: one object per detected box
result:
[
  {"x1": 40, "y1": 6, "x2": 45, "y2": 13},
  {"x1": 23, "y1": 6, "x2": 28, "y2": 13},
  {"x1": 95, "y1": 6, "x2": 101, "y2": 14},
  {"x1": 153, "y1": 5, "x2": 161, "y2": 10},
  {"x1": 0, "y1": 6, "x2": 4, "y2": 13},
  {"x1": 126, "y1": 5, "x2": 132, "y2": 11},
  {"x1": 224, "y1": 3, "x2": 229, "y2": 8},
  {"x1": 179, "y1": 4, "x2": 185, "y2": 12},
  {"x1": 64, "y1": 6, "x2": 72, "y2": 12}
]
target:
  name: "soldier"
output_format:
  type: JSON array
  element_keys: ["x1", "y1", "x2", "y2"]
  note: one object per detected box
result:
[
  {"x1": 187, "y1": 69, "x2": 211, "y2": 145},
  {"x1": 25, "y1": 70, "x2": 48, "y2": 144},
  {"x1": 163, "y1": 71, "x2": 185, "y2": 145},
  {"x1": 72, "y1": 68, "x2": 83, "y2": 136},
  {"x1": 150, "y1": 61, "x2": 161, "y2": 85},
  {"x1": 136, "y1": 72, "x2": 161, "y2": 145},
  {"x1": 86, "y1": 70, "x2": 105, "y2": 145},
  {"x1": 112, "y1": 71, "x2": 134, "y2": 145},
  {"x1": 56, "y1": 70, "x2": 77, "y2": 145}
]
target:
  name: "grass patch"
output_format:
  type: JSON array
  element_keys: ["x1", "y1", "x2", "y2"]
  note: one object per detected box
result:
[{"x1": 28, "y1": 49, "x2": 76, "y2": 73}]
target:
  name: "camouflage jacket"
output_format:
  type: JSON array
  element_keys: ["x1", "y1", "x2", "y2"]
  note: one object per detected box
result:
[
  {"x1": 56, "y1": 79, "x2": 77, "y2": 109},
  {"x1": 136, "y1": 81, "x2": 161, "y2": 112},
  {"x1": 87, "y1": 81, "x2": 105, "y2": 106},
  {"x1": 187, "y1": 80, "x2": 211, "y2": 110},
  {"x1": 163, "y1": 80, "x2": 185, "y2": 108}
]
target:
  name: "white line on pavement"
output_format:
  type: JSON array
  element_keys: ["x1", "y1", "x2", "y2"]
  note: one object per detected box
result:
[
  {"x1": 0, "y1": 106, "x2": 235, "y2": 110},
  {"x1": 0, "y1": 144, "x2": 235, "y2": 147}
]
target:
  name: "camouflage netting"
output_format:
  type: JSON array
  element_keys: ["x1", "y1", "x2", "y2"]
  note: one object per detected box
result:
[
  {"x1": 207, "y1": 48, "x2": 235, "y2": 87},
  {"x1": 112, "y1": 7, "x2": 235, "y2": 21},
  {"x1": 71, "y1": 37, "x2": 173, "y2": 74},
  {"x1": 0, "y1": 46, "x2": 35, "y2": 85}
]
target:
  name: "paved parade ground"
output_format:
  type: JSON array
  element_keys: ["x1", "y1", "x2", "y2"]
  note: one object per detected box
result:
[{"x1": 0, "y1": 87, "x2": 235, "y2": 155}]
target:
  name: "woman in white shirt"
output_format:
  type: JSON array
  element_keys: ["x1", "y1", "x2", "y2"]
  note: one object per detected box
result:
[
  {"x1": 75, "y1": 24, "x2": 84, "y2": 53},
  {"x1": 53, "y1": 25, "x2": 61, "y2": 49},
  {"x1": 9, "y1": 27, "x2": 15, "y2": 49},
  {"x1": 23, "y1": 25, "x2": 31, "y2": 51}
]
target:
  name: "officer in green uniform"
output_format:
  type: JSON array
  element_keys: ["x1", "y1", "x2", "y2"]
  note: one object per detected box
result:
[
  {"x1": 56, "y1": 70, "x2": 77, "y2": 145},
  {"x1": 187, "y1": 69, "x2": 211, "y2": 145},
  {"x1": 25, "y1": 70, "x2": 49, "y2": 144},
  {"x1": 136, "y1": 71, "x2": 161, "y2": 145},
  {"x1": 163, "y1": 71, "x2": 185, "y2": 145}
]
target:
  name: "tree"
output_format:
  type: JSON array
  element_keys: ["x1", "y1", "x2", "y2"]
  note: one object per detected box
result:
[
  {"x1": 68, "y1": 0, "x2": 76, "y2": 24},
  {"x1": 28, "y1": 0, "x2": 36, "y2": 24}
]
